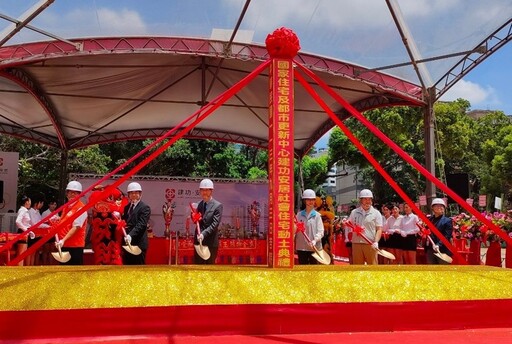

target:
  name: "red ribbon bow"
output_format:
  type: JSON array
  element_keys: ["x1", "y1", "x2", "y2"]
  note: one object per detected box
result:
[
  {"x1": 116, "y1": 220, "x2": 127, "y2": 232},
  {"x1": 416, "y1": 223, "x2": 431, "y2": 239},
  {"x1": 293, "y1": 215, "x2": 305, "y2": 233},
  {"x1": 343, "y1": 219, "x2": 364, "y2": 235},
  {"x1": 189, "y1": 203, "x2": 202, "y2": 224}
]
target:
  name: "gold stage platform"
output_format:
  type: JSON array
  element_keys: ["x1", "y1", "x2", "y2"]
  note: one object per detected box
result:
[{"x1": 1, "y1": 265, "x2": 512, "y2": 341}]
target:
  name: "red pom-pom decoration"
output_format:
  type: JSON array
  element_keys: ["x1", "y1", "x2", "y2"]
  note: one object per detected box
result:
[{"x1": 265, "y1": 27, "x2": 300, "y2": 58}]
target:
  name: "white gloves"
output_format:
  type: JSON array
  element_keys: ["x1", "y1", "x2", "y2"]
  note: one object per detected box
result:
[
  {"x1": 55, "y1": 239, "x2": 64, "y2": 249},
  {"x1": 309, "y1": 239, "x2": 316, "y2": 248},
  {"x1": 371, "y1": 242, "x2": 379, "y2": 250},
  {"x1": 28, "y1": 231, "x2": 36, "y2": 240},
  {"x1": 433, "y1": 244, "x2": 440, "y2": 252},
  {"x1": 124, "y1": 235, "x2": 132, "y2": 244},
  {"x1": 197, "y1": 233, "x2": 204, "y2": 242}
]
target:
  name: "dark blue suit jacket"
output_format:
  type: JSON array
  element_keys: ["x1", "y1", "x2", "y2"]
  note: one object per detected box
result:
[{"x1": 431, "y1": 215, "x2": 453, "y2": 256}]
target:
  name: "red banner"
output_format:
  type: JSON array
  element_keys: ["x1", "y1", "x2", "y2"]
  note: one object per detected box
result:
[{"x1": 268, "y1": 58, "x2": 294, "y2": 268}]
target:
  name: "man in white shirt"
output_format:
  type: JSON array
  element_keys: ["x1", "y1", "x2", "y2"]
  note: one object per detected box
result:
[{"x1": 348, "y1": 189, "x2": 383, "y2": 265}]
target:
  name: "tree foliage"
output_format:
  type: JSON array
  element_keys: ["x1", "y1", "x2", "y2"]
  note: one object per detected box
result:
[
  {"x1": 327, "y1": 100, "x2": 512, "y2": 206},
  {"x1": 327, "y1": 106, "x2": 425, "y2": 203}
]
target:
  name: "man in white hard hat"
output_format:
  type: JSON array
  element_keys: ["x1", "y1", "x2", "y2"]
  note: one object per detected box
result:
[
  {"x1": 122, "y1": 182, "x2": 151, "y2": 264},
  {"x1": 347, "y1": 188, "x2": 383, "y2": 265},
  {"x1": 426, "y1": 198, "x2": 453, "y2": 264},
  {"x1": 295, "y1": 189, "x2": 324, "y2": 264},
  {"x1": 55, "y1": 181, "x2": 88, "y2": 265},
  {"x1": 194, "y1": 178, "x2": 223, "y2": 264}
]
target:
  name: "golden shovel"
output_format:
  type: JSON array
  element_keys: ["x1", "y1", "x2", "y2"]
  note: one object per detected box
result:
[
  {"x1": 417, "y1": 223, "x2": 453, "y2": 264},
  {"x1": 189, "y1": 203, "x2": 210, "y2": 261},
  {"x1": 303, "y1": 231, "x2": 331, "y2": 265},
  {"x1": 194, "y1": 222, "x2": 211, "y2": 261},
  {"x1": 122, "y1": 228, "x2": 142, "y2": 256},
  {"x1": 344, "y1": 220, "x2": 396, "y2": 260},
  {"x1": 51, "y1": 234, "x2": 71, "y2": 263},
  {"x1": 294, "y1": 216, "x2": 331, "y2": 265},
  {"x1": 427, "y1": 235, "x2": 453, "y2": 264}
]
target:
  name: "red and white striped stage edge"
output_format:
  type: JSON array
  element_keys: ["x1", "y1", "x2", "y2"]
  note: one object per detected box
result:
[{"x1": 0, "y1": 265, "x2": 511, "y2": 342}]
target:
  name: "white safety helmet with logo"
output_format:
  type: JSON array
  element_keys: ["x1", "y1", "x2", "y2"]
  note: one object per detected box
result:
[
  {"x1": 359, "y1": 189, "x2": 373, "y2": 198},
  {"x1": 199, "y1": 178, "x2": 214, "y2": 189},
  {"x1": 127, "y1": 182, "x2": 142, "y2": 193},
  {"x1": 302, "y1": 189, "x2": 316, "y2": 199},
  {"x1": 431, "y1": 198, "x2": 446, "y2": 207},
  {"x1": 66, "y1": 180, "x2": 82, "y2": 192}
]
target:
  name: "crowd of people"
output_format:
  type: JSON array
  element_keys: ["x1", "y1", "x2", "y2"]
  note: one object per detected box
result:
[
  {"x1": 14, "y1": 178, "x2": 223, "y2": 266},
  {"x1": 294, "y1": 188, "x2": 454, "y2": 265},
  {"x1": 13, "y1": 180, "x2": 458, "y2": 267}
]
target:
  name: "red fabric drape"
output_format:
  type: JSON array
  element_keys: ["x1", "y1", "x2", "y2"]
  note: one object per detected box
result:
[
  {"x1": 506, "y1": 243, "x2": 512, "y2": 268},
  {"x1": 485, "y1": 241, "x2": 502, "y2": 267},
  {"x1": 2, "y1": 299, "x2": 512, "y2": 341},
  {"x1": 468, "y1": 240, "x2": 482, "y2": 265}
]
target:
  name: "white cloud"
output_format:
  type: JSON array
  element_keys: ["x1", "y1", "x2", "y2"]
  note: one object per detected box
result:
[
  {"x1": 95, "y1": 8, "x2": 147, "y2": 35},
  {"x1": 440, "y1": 79, "x2": 500, "y2": 110},
  {"x1": 27, "y1": 7, "x2": 148, "y2": 40}
]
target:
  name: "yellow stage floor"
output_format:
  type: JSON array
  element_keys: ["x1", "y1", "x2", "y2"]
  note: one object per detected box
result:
[{"x1": 1, "y1": 264, "x2": 511, "y2": 311}]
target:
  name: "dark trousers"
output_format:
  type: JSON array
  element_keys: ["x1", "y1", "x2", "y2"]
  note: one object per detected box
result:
[
  {"x1": 60, "y1": 247, "x2": 84, "y2": 265},
  {"x1": 425, "y1": 247, "x2": 450, "y2": 265},
  {"x1": 123, "y1": 249, "x2": 146, "y2": 265},
  {"x1": 297, "y1": 250, "x2": 318, "y2": 265}
]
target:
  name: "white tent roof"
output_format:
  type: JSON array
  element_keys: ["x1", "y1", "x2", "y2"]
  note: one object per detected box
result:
[{"x1": 0, "y1": 0, "x2": 510, "y2": 155}]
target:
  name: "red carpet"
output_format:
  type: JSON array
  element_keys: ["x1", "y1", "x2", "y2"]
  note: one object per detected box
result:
[{"x1": 13, "y1": 328, "x2": 512, "y2": 344}]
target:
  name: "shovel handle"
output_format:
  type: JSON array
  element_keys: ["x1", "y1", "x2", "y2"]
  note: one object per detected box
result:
[
  {"x1": 344, "y1": 220, "x2": 377, "y2": 246},
  {"x1": 54, "y1": 234, "x2": 63, "y2": 258},
  {"x1": 426, "y1": 235, "x2": 440, "y2": 252},
  {"x1": 298, "y1": 225, "x2": 321, "y2": 254},
  {"x1": 121, "y1": 227, "x2": 134, "y2": 249}
]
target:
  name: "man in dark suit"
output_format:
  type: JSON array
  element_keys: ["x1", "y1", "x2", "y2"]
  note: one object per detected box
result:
[
  {"x1": 122, "y1": 182, "x2": 151, "y2": 265},
  {"x1": 426, "y1": 198, "x2": 453, "y2": 264},
  {"x1": 194, "y1": 178, "x2": 223, "y2": 264}
]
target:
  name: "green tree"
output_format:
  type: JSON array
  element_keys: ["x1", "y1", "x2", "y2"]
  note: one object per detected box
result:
[
  {"x1": 327, "y1": 106, "x2": 424, "y2": 203},
  {"x1": 0, "y1": 136, "x2": 111, "y2": 203},
  {"x1": 479, "y1": 120, "x2": 512, "y2": 203}
]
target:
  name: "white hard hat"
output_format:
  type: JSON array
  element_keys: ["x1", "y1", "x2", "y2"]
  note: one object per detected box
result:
[
  {"x1": 359, "y1": 189, "x2": 373, "y2": 198},
  {"x1": 302, "y1": 189, "x2": 316, "y2": 199},
  {"x1": 66, "y1": 181, "x2": 82, "y2": 192},
  {"x1": 127, "y1": 182, "x2": 142, "y2": 193},
  {"x1": 199, "y1": 178, "x2": 214, "y2": 189},
  {"x1": 431, "y1": 198, "x2": 446, "y2": 207}
]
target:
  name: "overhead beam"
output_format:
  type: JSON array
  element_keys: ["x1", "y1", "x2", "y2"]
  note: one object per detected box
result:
[
  {"x1": 434, "y1": 19, "x2": 512, "y2": 101},
  {"x1": 0, "y1": 0, "x2": 55, "y2": 47},
  {"x1": 386, "y1": 0, "x2": 433, "y2": 89}
]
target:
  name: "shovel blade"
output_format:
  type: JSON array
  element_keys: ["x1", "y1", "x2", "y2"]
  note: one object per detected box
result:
[
  {"x1": 435, "y1": 252, "x2": 453, "y2": 264},
  {"x1": 312, "y1": 249, "x2": 331, "y2": 265},
  {"x1": 122, "y1": 244, "x2": 142, "y2": 256},
  {"x1": 377, "y1": 248, "x2": 396, "y2": 261},
  {"x1": 194, "y1": 244, "x2": 211, "y2": 260},
  {"x1": 51, "y1": 251, "x2": 71, "y2": 263}
]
